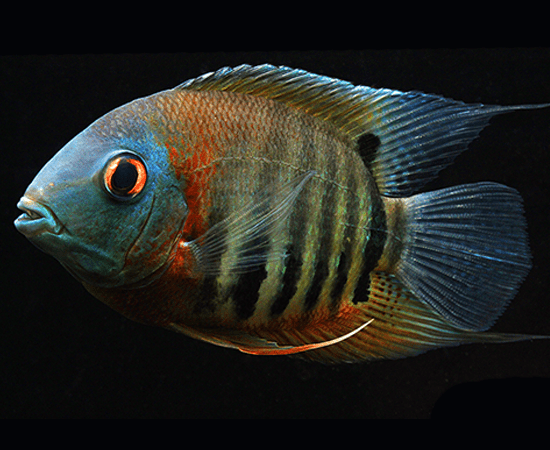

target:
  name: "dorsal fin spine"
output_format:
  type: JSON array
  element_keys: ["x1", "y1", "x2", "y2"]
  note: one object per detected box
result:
[{"x1": 176, "y1": 64, "x2": 374, "y2": 138}]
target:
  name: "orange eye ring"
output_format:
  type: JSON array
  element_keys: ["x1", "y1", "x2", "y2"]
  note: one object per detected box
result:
[{"x1": 103, "y1": 153, "x2": 147, "y2": 200}]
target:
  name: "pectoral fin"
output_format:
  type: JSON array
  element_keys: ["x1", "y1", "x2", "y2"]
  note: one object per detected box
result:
[{"x1": 186, "y1": 170, "x2": 315, "y2": 276}]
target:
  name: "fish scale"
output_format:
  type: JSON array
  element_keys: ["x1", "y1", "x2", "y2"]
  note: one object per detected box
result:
[
  {"x1": 195, "y1": 104, "x2": 365, "y2": 324},
  {"x1": 191, "y1": 100, "x2": 385, "y2": 327}
]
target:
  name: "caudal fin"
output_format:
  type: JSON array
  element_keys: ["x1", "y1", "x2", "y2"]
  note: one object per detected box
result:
[{"x1": 395, "y1": 182, "x2": 532, "y2": 331}]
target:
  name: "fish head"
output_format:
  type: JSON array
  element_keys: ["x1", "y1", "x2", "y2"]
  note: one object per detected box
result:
[{"x1": 14, "y1": 100, "x2": 189, "y2": 288}]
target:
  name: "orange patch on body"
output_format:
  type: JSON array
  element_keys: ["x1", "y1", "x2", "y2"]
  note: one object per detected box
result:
[{"x1": 165, "y1": 134, "x2": 220, "y2": 240}]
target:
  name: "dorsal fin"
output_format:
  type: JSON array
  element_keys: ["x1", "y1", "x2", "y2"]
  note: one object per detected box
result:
[
  {"x1": 175, "y1": 64, "x2": 382, "y2": 139},
  {"x1": 176, "y1": 64, "x2": 550, "y2": 197}
]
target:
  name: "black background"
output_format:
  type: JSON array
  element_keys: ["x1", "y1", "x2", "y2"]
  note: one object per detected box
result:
[{"x1": 2, "y1": 49, "x2": 550, "y2": 418}]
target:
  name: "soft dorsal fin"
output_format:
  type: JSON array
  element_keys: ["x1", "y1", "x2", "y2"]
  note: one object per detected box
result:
[{"x1": 176, "y1": 64, "x2": 549, "y2": 197}]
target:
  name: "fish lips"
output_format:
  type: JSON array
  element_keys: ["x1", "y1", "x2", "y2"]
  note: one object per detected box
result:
[
  {"x1": 15, "y1": 196, "x2": 63, "y2": 238},
  {"x1": 14, "y1": 196, "x2": 120, "y2": 285}
]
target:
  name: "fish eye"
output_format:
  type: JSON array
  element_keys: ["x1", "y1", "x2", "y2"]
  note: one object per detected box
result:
[{"x1": 103, "y1": 152, "x2": 147, "y2": 200}]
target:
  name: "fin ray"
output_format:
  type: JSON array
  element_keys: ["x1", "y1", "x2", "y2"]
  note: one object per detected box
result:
[
  {"x1": 188, "y1": 170, "x2": 315, "y2": 275},
  {"x1": 396, "y1": 182, "x2": 531, "y2": 331},
  {"x1": 237, "y1": 319, "x2": 374, "y2": 356},
  {"x1": 177, "y1": 64, "x2": 549, "y2": 196},
  {"x1": 170, "y1": 272, "x2": 545, "y2": 363},
  {"x1": 290, "y1": 272, "x2": 543, "y2": 363}
]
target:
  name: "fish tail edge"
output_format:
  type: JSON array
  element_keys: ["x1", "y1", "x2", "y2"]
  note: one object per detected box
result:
[{"x1": 392, "y1": 182, "x2": 532, "y2": 331}]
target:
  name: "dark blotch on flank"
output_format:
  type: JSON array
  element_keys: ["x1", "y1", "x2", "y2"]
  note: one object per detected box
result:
[{"x1": 356, "y1": 133, "x2": 381, "y2": 169}]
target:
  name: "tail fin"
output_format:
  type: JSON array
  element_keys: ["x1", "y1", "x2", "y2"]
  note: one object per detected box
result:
[{"x1": 394, "y1": 182, "x2": 532, "y2": 331}]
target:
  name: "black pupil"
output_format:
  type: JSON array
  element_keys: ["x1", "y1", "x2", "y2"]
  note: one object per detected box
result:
[{"x1": 112, "y1": 159, "x2": 138, "y2": 193}]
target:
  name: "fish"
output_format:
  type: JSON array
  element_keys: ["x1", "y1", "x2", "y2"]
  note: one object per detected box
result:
[{"x1": 14, "y1": 64, "x2": 550, "y2": 363}]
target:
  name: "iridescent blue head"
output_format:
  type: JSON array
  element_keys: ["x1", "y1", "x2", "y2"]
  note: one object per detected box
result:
[{"x1": 14, "y1": 96, "x2": 189, "y2": 288}]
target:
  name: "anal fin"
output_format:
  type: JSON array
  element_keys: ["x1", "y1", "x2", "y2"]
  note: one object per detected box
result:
[
  {"x1": 291, "y1": 271, "x2": 543, "y2": 363},
  {"x1": 171, "y1": 271, "x2": 543, "y2": 363}
]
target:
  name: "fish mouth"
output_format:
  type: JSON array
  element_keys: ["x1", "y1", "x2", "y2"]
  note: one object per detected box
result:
[{"x1": 14, "y1": 196, "x2": 62, "y2": 237}]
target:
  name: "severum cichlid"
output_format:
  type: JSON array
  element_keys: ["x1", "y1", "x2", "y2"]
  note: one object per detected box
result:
[{"x1": 14, "y1": 64, "x2": 550, "y2": 363}]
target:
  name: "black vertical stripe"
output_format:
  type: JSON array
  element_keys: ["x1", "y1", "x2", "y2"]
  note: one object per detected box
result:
[
  {"x1": 267, "y1": 116, "x2": 311, "y2": 318},
  {"x1": 353, "y1": 197, "x2": 387, "y2": 304},
  {"x1": 301, "y1": 140, "x2": 339, "y2": 312},
  {"x1": 269, "y1": 126, "x2": 317, "y2": 317},
  {"x1": 270, "y1": 247, "x2": 300, "y2": 316},
  {"x1": 199, "y1": 206, "x2": 227, "y2": 273},
  {"x1": 350, "y1": 132, "x2": 387, "y2": 304},
  {"x1": 302, "y1": 183, "x2": 335, "y2": 312},
  {"x1": 332, "y1": 252, "x2": 348, "y2": 295},
  {"x1": 329, "y1": 251, "x2": 350, "y2": 309},
  {"x1": 303, "y1": 258, "x2": 329, "y2": 311},
  {"x1": 226, "y1": 174, "x2": 272, "y2": 321},
  {"x1": 194, "y1": 213, "x2": 227, "y2": 316},
  {"x1": 329, "y1": 153, "x2": 360, "y2": 310},
  {"x1": 232, "y1": 265, "x2": 268, "y2": 320},
  {"x1": 352, "y1": 269, "x2": 373, "y2": 304},
  {"x1": 195, "y1": 276, "x2": 218, "y2": 315}
]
